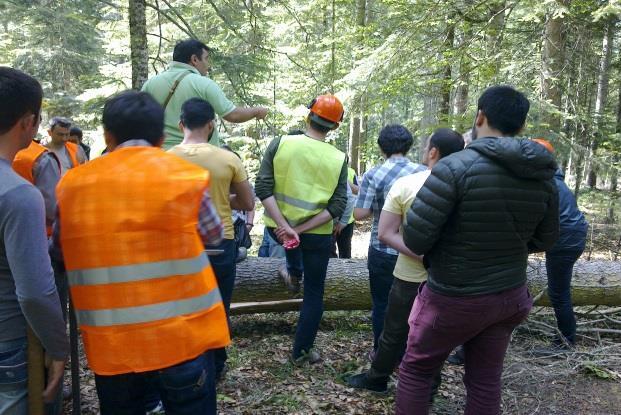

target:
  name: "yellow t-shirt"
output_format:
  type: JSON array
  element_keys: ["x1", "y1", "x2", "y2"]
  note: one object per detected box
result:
[
  {"x1": 168, "y1": 143, "x2": 248, "y2": 240},
  {"x1": 382, "y1": 170, "x2": 431, "y2": 282}
]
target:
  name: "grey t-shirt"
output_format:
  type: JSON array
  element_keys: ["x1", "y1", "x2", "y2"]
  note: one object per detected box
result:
[
  {"x1": 32, "y1": 152, "x2": 60, "y2": 227},
  {"x1": 0, "y1": 158, "x2": 68, "y2": 359}
]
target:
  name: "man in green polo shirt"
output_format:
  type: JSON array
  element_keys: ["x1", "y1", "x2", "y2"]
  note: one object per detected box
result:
[{"x1": 142, "y1": 39, "x2": 268, "y2": 148}]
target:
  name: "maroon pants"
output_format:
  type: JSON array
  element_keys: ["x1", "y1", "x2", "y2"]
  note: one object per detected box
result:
[{"x1": 396, "y1": 283, "x2": 532, "y2": 415}]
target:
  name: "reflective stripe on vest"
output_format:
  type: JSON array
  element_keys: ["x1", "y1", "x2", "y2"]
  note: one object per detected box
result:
[
  {"x1": 273, "y1": 192, "x2": 328, "y2": 211},
  {"x1": 76, "y1": 288, "x2": 222, "y2": 327},
  {"x1": 263, "y1": 135, "x2": 345, "y2": 235},
  {"x1": 68, "y1": 253, "x2": 208, "y2": 286},
  {"x1": 57, "y1": 146, "x2": 230, "y2": 375}
]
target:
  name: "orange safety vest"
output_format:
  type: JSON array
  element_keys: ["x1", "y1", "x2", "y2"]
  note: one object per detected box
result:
[
  {"x1": 13, "y1": 141, "x2": 60, "y2": 236},
  {"x1": 65, "y1": 141, "x2": 80, "y2": 167},
  {"x1": 56, "y1": 146, "x2": 230, "y2": 375},
  {"x1": 13, "y1": 141, "x2": 49, "y2": 183}
]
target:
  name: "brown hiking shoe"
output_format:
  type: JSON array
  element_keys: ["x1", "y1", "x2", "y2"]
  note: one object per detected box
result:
[{"x1": 278, "y1": 264, "x2": 300, "y2": 294}]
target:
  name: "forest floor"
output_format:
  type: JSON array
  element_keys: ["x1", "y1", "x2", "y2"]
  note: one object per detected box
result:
[
  {"x1": 65, "y1": 223, "x2": 621, "y2": 414},
  {"x1": 66, "y1": 309, "x2": 621, "y2": 414}
]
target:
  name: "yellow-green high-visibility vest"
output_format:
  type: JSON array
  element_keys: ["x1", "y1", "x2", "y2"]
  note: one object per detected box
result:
[{"x1": 264, "y1": 134, "x2": 345, "y2": 235}]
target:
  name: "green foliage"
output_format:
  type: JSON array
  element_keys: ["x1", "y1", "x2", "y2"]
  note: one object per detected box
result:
[
  {"x1": 1, "y1": 0, "x2": 621, "y2": 183},
  {"x1": 1, "y1": 0, "x2": 105, "y2": 121}
]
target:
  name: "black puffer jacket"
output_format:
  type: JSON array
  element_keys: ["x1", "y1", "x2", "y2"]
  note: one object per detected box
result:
[{"x1": 403, "y1": 137, "x2": 559, "y2": 296}]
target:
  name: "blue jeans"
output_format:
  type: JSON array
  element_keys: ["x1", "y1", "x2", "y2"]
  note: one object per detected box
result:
[
  {"x1": 206, "y1": 239, "x2": 237, "y2": 376},
  {"x1": 95, "y1": 352, "x2": 216, "y2": 415},
  {"x1": 258, "y1": 229, "x2": 285, "y2": 258},
  {"x1": 545, "y1": 247, "x2": 584, "y2": 344},
  {"x1": 0, "y1": 338, "x2": 27, "y2": 415},
  {"x1": 269, "y1": 231, "x2": 332, "y2": 358},
  {"x1": 367, "y1": 247, "x2": 398, "y2": 350}
]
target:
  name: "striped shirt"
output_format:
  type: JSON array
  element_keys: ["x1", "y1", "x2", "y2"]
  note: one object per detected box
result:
[{"x1": 356, "y1": 155, "x2": 425, "y2": 254}]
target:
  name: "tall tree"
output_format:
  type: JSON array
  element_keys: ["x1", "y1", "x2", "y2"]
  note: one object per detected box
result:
[
  {"x1": 349, "y1": 0, "x2": 367, "y2": 174},
  {"x1": 588, "y1": 16, "x2": 616, "y2": 188},
  {"x1": 439, "y1": 21, "x2": 455, "y2": 124},
  {"x1": 541, "y1": 0, "x2": 568, "y2": 133},
  {"x1": 129, "y1": 0, "x2": 148, "y2": 90}
]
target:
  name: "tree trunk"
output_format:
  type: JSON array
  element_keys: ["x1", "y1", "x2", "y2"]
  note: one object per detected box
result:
[
  {"x1": 452, "y1": 26, "x2": 470, "y2": 132},
  {"x1": 348, "y1": 0, "x2": 366, "y2": 174},
  {"x1": 350, "y1": 114, "x2": 361, "y2": 174},
  {"x1": 486, "y1": 0, "x2": 507, "y2": 81},
  {"x1": 129, "y1": 0, "x2": 149, "y2": 90},
  {"x1": 419, "y1": 91, "x2": 438, "y2": 157},
  {"x1": 541, "y1": 0, "x2": 568, "y2": 132},
  {"x1": 230, "y1": 257, "x2": 621, "y2": 314},
  {"x1": 439, "y1": 23, "x2": 454, "y2": 124},
  {"x1": 588, "y1": 17, "x2": 616, "y2": 189}
]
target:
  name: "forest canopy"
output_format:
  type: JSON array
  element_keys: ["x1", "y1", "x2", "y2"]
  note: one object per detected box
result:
[{"x1": 2, "y1": 0, "x2": 621, "y2": 198}]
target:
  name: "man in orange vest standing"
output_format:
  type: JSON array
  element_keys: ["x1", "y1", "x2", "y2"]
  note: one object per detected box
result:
[
  {"x1": 52, "y1": 91, "x2": 230, "y2": 414},
  {"x1": 12, "y1": 138, "x2": 60, "y2": 236},
  {"x1": 45, "y1": 117, "x2": 86, "y2": 176}
]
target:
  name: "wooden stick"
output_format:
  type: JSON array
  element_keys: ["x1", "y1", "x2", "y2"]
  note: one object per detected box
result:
[
  {"x1": 27, "y1": 326, "x2": 45, "y2": 415},
  {"x1": 69, "y1": 297, "x2": 81, "y2": 413}
]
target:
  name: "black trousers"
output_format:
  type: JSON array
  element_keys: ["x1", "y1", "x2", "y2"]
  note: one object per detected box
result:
[
  {"x1": 368, "y1": 278, "x2": 420, "y2": 383},
  {"x1": 330, "y1": 222, "x2": 354, "y2": 259}
]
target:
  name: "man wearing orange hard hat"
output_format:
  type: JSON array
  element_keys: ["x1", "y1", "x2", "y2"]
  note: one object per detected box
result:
[{"x1": 255, "y1": 94, "x2": 349, "y2": 364}]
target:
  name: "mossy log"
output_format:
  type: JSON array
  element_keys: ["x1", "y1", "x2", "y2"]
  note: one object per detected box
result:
[{"x1": 230, "y1": 257, "x2": 621, "y2": 314}]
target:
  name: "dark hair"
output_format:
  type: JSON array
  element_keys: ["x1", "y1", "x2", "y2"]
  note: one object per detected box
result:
[
  {"x1": 429, "y1": 128, "x2": 465, "y2": 158},
  {"x1": 69, "y1": 126, "x2": 83, "y2": 139},
  {"x1": 102, "y1": 91, "x2": 164, "y2": 145},
  {"x1": 180, "y1": 98, "x2": 215, "y2": 130},
  {"x1": 308, "y1": 119, "x2": 332, "y2": 134},
  {"x1": 0, "y1": 67, "x2": 42, "y2": 135},
  {"x1": 477, "y1": 85, "x2": 530, "y2": 136},
  {"x1": 377, "y1": 124, "x2": 413, "y2": 157},
  {"x1": 173, "y1": 39, "x2": 210, "y2": 64},
  {"x1": 50, "y1": 117, "x2": 71, "y2": 130}
]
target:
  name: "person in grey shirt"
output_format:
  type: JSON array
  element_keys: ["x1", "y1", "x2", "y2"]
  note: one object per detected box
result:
[
  {"x1": 0, "y1": 67, "x2": 68, "y2": 414},
  {"x1": 13, "y1": 141, "x2": 60, "y2": 230}
]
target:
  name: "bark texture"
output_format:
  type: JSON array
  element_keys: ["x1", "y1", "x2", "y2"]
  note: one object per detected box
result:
[
  {"x1": 541, "y1": 0, "x2": 568, "y2": 131},
  {"x1": 230, "y1": 257, "x2": 621, "y2": 314},
  {"x1": 588, "y1": 17, "x2": 616, "y2": 189},
  {"x1": 129, "y1": 0, "x2": 149, "y2": 90}
]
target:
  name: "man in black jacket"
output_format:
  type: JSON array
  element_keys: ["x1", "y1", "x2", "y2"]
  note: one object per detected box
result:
[{"x1": 395, "y1": 86, "x2": 559, "y2": 415}]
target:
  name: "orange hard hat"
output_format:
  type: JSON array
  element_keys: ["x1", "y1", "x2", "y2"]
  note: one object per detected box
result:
[
  {"x1": 308, "y1": 95, "x2": 344, "y2": 128},
  {"x1": 532, "y1": 138, "x2": 555, "y2": 153}
]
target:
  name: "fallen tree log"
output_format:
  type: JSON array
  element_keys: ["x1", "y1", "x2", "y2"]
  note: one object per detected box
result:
[{"x1": 230, "y1": 257, "x2": 621, "y2": 314}]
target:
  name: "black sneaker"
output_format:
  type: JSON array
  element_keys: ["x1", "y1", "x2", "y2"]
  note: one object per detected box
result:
[
  {"x1": 345, "y1": 373, "x2": 388, "y2": 394},
  {"x1": 291, "y1": 349, "x2": 321, "y2": 366},
  {"x1": 278, "y1": 265, "x2": 300, "y2": 294}
]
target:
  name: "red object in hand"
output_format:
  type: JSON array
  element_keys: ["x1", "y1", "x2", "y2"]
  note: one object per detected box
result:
[{"x1": 283, "y1": 238, "x2": 299, "y2": 250}]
